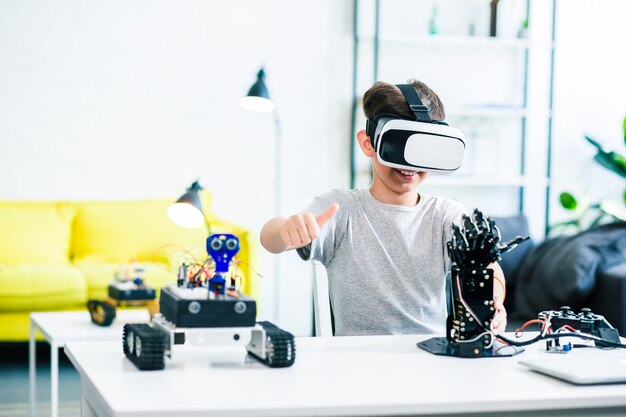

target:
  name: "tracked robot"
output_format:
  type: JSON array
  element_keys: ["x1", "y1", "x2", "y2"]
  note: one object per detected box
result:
[
  {"x1": 122, "y1": 233, "x2": 295, "y2": 370},
  {"x1": 87, "y1": 264, "x2": 159, "y2": 327}
]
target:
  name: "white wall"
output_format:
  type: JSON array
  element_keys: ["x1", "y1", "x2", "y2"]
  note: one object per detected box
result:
[
  {"x1": 550, "y1": 0, "x2": 626, "y2": 229},
  {"x1": 0, "y1": 0, "x2": 353, "y2": 335}
]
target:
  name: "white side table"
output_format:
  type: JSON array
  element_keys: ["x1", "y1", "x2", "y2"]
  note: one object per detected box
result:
[{"x1": 29, "y1": 309, "x2": 150, "y2": 417}]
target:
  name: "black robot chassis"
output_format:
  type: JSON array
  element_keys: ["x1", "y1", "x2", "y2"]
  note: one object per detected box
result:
[
  {"x1": 121, "y1": 284, "x2": 295, "y2": 371},
  {"x1": 123, "y1": 318, "x2": 295, "y2": 371}
]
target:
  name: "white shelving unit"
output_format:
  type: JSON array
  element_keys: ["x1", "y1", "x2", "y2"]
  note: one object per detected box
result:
[
  {"x1": 426, "y1": 175, "x2": 549, "y2": 188},
  {"x1": 364, "y1": 33, "x2": 537, "y2": 48},
  {"x1": 349, "y1": 0, "x2": 555, "y2": 238}
]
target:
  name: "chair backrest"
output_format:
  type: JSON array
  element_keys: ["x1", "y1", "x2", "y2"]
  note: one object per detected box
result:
[{"x1": 311, "y1": 260, "x2": 333, "y2": 337}]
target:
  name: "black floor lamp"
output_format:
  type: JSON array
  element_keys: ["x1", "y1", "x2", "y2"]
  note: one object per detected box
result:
[
  {"x1": 241, "y1": 68, "x2": 282, "y2": 320},
  {"x1": 240, "y1": 69, "x2": 282, "y2": 217},
  {"x1": 167, "y1": 180, "x2": 212, "y2": 235}
]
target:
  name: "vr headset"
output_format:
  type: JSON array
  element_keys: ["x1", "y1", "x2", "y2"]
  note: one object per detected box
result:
[{"x1": 365, "y1": 84, "x2": 466, "y2": 173}]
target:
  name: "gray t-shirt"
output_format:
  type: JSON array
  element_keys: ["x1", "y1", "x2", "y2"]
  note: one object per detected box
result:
[{"x1": 297, "y1": 188, "x2": 466, "y2": 336}]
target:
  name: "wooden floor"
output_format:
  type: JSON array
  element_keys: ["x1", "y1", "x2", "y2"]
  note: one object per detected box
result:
[{"x1": 0, "y1": 342, "x2": 81, "y2": 416}]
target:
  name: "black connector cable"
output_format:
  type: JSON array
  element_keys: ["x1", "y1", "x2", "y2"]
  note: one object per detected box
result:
[{"x1": 497, "y1": 332, "x2": 626, "y2": 349}]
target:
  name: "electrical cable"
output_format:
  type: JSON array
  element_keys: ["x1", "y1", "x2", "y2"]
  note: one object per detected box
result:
[
  {"x1": 514, "y1": 319, "x2": 546, "y2": 337},
  {"x1": 456, "y1": 331, "x2": 494, "y2": 348},
  {"x1": 492, "y1": 275, "x2": 506, "y2": 303},
  {"x1": 498, "y1": 331, "x2": 626, "y2": 349},
  {"x1": 455, "y1": 273, "x2": 484, "y2": 327},
  {"x1": 454, "y1": 261, "x2": 625, "y2": 351},
  {"x1": 233, "y1": 259, "x2": 264, "y2": 278}
]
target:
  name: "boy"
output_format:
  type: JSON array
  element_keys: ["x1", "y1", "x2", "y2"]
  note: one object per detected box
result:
[{"x1": 260, "y1": 80, "x2": 507, "y2": 336}]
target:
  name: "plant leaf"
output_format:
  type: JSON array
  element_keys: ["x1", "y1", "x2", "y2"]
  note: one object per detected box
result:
[
  {"x1": 559, "y1": 192, "x2": 578, "y2": 210},
  {"x1": 612, "y1": 152, "x2": 626, "y2": 165},
  {"x1": 589, "y1": 212, "x2": 606, "y2": 228},
  {"x1": 585, "y1": 135, "x2": 604, "y2": 152},
  {"x1": 623, "y1": 115, "x2": 626, "y2": 147},
  {"x1": 593, "y1": 152, "x2": 626, "y2": 178},
  {"x1": 550, "y1": 219, "x2": 579, "y2": 228},
  {"x1": 547, "y1": 219, "x2": 580, "y2": 236},
  {"x1": 585, "y1": 135, "x2": 626, "y2": 177},
  {"x1": 599, "y1": 199, "x2": 626, "y2": 221}
]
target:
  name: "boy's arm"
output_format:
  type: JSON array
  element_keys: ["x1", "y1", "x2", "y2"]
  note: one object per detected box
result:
[
  {"x1": 490, "y1": 261, "x2": 506, "y2": 301},
  {"x1": 490, "y1": 261, "x2": 507, "y2": 333},
  {"x1": 260, "y1": 204, "x2": 339, "y2": 254},
  {"x1": 260, "y1": 217, "x2": 295, "y2": 254}
]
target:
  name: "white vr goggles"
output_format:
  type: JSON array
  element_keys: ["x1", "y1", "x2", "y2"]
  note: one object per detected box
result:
[{"x1": 365, "y1": 84, "x2": 466, "y2": 173}]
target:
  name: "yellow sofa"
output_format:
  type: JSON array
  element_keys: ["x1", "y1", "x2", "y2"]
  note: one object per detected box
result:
[{"x1": 0, "y1": 192, "x2": 258, "y2": 341}]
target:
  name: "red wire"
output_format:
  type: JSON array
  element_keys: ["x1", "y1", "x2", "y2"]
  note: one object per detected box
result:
[
  {"x1": 493, "y1": 275, "x2": 506, "y2": 303},
  {"x1": 515, "y1": 318, "x2": 546, "y2": 337}
]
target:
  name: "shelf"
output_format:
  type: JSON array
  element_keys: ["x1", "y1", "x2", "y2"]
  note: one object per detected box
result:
[
  {"x1": 358, "y1": 34, "x2": 554, "y2": 50},
  {"x1": 446, "y1": 106, "x2": 528, "y2": 118},
  {"x1": 352, "y1": 171, "x2": 550, "y2": 188},
  {"x1": 353, "y1": 101, "x2": 550, "y2": 119},
  {"x1": 421, "y1": 175, "x2": 549, "y2": 188},
  {"x1": 357, "y1": 34, "x2": 550, "y2": 49},
  {"x1": 355, "y1": 96, "x2": 528, "y2": 118}
]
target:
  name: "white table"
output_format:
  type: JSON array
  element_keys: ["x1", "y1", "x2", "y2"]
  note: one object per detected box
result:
[
  {"x1": 29, "y1": 309, "x2": 151, "y2": 417},
  {"x1": 65, "y1": 333, "x2": 626, "y2": 417}
]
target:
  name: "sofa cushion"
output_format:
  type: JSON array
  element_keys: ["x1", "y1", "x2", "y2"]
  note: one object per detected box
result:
[
  {"x1": 0, "y1": 202, "x2": 75, "y2": 265},
  {"x1": 0, "y1": 264, "x2": 87, "y2": 311},
  {"x1": 74, "y1": 260, "x2": 178, "y2": 300},
  {"x1": 491, "y1": 214, "x2": 534, "y2": 287},
  {"x1": 66, "y1": 193, "x2": 212, "y2": 264},
  {"x1": 514, "y1": 221, "x2": 626, "y2": 319},
  {"x1": 491, "y1": 214, "x2": 534, "y2": 315}
]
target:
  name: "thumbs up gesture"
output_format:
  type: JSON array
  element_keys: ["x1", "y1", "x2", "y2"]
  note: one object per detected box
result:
[
  {"x1": 279, "y1": 203, "x2": 339, "y2": 250},
  {"x1": 260, "y1": 203, "x2": 340, "y2": 253}
]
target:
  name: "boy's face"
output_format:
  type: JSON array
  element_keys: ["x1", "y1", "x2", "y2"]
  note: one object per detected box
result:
[
  {"x1": 371, "y1": 154, "x2": 429, "y2": 193},
  {"x1": 356, "y1": 130, "x2": 428, "y2": 201}
]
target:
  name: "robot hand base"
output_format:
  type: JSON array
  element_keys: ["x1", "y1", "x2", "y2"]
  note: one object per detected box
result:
[{"x1": 417, "y1": 336, "x2": 524, "y2": 358}]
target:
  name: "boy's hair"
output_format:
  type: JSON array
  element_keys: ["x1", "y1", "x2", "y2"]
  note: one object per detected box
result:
[{"x1": 362, "y1": 79, "x2": 445, "y2": 122}]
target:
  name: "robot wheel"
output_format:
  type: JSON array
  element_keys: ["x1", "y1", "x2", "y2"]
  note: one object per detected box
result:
[
  {"x1": 255, "y1": 321, "x2": 296, "y2": 368},
  {"x1": 123, "y1": 323, "x2": 166, "y2": 371}
]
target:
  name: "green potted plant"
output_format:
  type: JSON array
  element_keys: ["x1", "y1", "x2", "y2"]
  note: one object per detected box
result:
[{"x1": 552, "y1": 116, "x2": 626, "y2": 235}]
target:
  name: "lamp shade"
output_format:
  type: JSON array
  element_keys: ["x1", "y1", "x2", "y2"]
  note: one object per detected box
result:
[
  {"x1": 240, "y1": 68, "x2": 275, "y2": 112},
  {"x1": 167, "y1": 181, "x2": 205, "y2": 228}
]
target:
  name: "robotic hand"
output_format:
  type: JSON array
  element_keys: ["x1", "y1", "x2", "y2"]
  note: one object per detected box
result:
[
  {"x1": 435, "y1": 209, "x2": 529, "y2": 357},
  {"x1": 448, "y1": 209, "x2": 529, "y2": 269}
]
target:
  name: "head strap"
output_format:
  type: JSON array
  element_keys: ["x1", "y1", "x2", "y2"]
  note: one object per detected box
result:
[
  {"x1": 366, "y1": 83, "x2": 445, "y2": 148},
  {"x1": 396, "y1": 84, "x2": 432, "y2": 123}
]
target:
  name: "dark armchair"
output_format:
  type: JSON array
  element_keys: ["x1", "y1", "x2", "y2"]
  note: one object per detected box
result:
[{"x1": 494, "y1": 215, "x2": 626, "y2": 335}]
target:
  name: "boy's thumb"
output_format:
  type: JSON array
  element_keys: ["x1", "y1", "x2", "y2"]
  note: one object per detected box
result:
[{"x1": 316, "y1": 203, "x2": 339, "y2": 227}]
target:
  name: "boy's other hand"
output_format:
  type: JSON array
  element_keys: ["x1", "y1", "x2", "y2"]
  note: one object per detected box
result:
[
  {"x1": 491, "y1": 297, "x2": 507, "y2": 334},
  {"x1": 281, "y1": 203, "x2": 339, "y2": 249}
]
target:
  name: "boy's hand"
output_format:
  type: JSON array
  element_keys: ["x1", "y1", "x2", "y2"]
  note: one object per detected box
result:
[
  {"x1": 489, "y1": 263, "x2": 507, "y2": 334},
  {"x1": 279, "y1": 203, "x2": 339, "y2": 250},
  {"x1": 491, "y1": 296, "x2": 507, "y2": 334}
]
